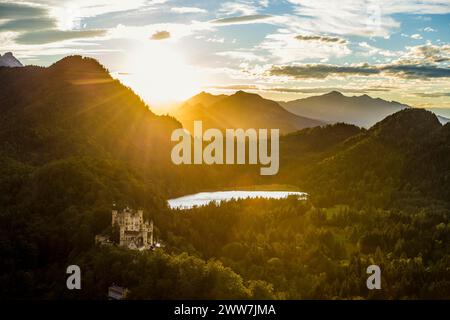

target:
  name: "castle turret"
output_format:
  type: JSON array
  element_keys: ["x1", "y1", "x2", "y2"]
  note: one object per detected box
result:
[{"x1": 112, "y1": 209, "x2": 118, "y2": 225}]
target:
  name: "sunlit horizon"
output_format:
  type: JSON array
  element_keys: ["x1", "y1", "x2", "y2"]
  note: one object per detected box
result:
[
  {"x1": 112, "y1": 42, "x2": 202, "y2": 111},
  {"x1": 3, "y1": 0, "x2": 450, "y2": 113}
]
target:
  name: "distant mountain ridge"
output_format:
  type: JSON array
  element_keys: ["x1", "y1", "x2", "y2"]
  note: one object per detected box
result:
[
  {"x1": 175, "y1": 91, "x2": 324, "y2": 134},
  {"x1": 279, "y1": 91, "x2": 411, "y2": 128},
  {"x1": 0, "y1": 52, "x2": 23, "y2": 67}
]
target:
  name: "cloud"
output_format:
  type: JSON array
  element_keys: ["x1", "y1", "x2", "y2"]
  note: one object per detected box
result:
[
  {"x1": 205, "y1": 84, "x2": 259, "y2": 91},
  {"x1": 285, "y1": 0, "x2": 450, "y2": 37},
  {"x1": 405, "y1": 44, "x2": 450, "y2": 63},
  {"x1": 206, "y1": 37, "x2": 225, "y2": 43},
  {"x1": 414, "y1": 92, "x2": 450, "y2": 98},
  {"x1": 206, "y1": 84, "x2": 393, "y2": 94},
  {"x1": 266, "y1": 87, "x2": 393, "y2": 94},
  {"x1": 109, "y1": 22, "x2": 212, "y2": 43},
  {"x1": 424, "y1": 27, "x2": 436, "y2": 32},
  {"x1": 0, "y1": 3, "x2": 46, "y2": 19},
  {"x1": 270, "y1": 64, "x2": 378, "y2": 79},
  {"x1": 216, "y1": 51, "x2": 267, "y2": 62},
  {"x1": 269, "y1": 63, "x2": 450, "y2": 80},
  {"x1": 261, "y1": 33, "x2": 351, "y2": 63},
  {"x1": 171, "y1": 7, "x2": 206, "y2": 14},
  {"x1": 219, "y1": 2, "x2": 259, "y2": 16},
  {"x1": 0, "y1": 18, "x2": 56, "y2": 31},
  {"x1": 358, "y1": 42, "x2": 398, "y2": 57},
  {"x1": 411, "y1": 33, "x2": 423, "y2": 39},
  {"x1": 15, "y1": 29, "x2": 106, "y2": 44},
  {"x1": 150, "y1": 30, "x2": 171, "y2": 40},
  {"x1": 212, "y1": 14, "x2": 273, "y2": 25},
  {"x1": 381, "y1": 64, "x2": 450, "y2": 79},
  {"x1": 295, "y1": 35, "x2": 347, "y2": 44},
  {"x1": 13, "y1": 0, "x2": 166, "y2": 31}
]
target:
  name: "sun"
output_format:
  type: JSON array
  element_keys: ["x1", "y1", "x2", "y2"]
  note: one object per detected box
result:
[{"x1": 119, "y1": 42, "x2": 201, "y2": 109}]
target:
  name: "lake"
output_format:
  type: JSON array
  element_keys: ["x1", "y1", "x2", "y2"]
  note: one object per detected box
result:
[{"x1": 168, "y1": 190, "x2": 307, "y2": 210}]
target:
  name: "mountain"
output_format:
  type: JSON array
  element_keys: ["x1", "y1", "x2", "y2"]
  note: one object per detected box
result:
[
  {"x1": 0, "y1": 55, "x2": 186, "y2": 194},
  {"x1": 280, "y1": 91, "x2": 410, "y2": 128},
  {"x1": 185, "y1": 91, "x2": 228, "y2": 107},
  {"x1": 174, "y1": 91, "x2": 324, "y2": 134},
  {"x1": 0, "y1": 52, "x2": 23, "y2": 67}
]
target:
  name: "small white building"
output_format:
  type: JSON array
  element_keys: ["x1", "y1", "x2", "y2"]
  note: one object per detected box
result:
[{"x1": 108, "y1": 285, "x2": 129, "y2": 300}]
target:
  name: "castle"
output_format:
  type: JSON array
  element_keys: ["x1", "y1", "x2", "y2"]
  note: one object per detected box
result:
[{"x1": 112, "y1": 207, "x2": 154, "y2": 250}]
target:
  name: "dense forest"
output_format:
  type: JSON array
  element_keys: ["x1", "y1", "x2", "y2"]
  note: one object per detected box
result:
[{"x1": 0, "y1": 57, "x2": 449, "y2": 299}]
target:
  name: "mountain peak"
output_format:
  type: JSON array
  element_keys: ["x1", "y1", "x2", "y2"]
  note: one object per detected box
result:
[
  {"x1": 325, "y1": 90, "x2": 343, "y2": 97},
  {"x1": 48, "y1": 55, "x2": 110, "y2": 79},
  {"x1": 185, "y1": 91, "x2": 227, "y2": 108},
  {"x1": 195, "y1": 91, "x2": 215, "y2": 98},
  {"x1": 0, "y1": 52, "x2": 23, "y2": 67},
  {"x1": 231, "y1": 90, "x2": 263, "y2": 100},
  {"x1": 370, "y1": 108, "x2": 441, "y2": 143}
]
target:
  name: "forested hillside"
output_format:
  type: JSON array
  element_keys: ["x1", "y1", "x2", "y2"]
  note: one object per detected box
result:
[{"x1": 0, "y1": 57, "x2": 449, "y2": 299}]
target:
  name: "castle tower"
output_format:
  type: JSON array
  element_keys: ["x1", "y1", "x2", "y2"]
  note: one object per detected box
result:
[
  {"x1": 150, "y1": 220, "x2": 154, "y2": 246},
  {"x1": 112, "y1": 209, "x2": 118, "y2": 225},
  {"x1": 119, "y1": 226, "x2": 125, "y2": 247}
]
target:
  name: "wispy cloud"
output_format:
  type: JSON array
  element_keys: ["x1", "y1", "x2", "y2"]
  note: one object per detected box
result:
[
  {"x1": 405, "y1": 44, "x2": 450, "y2": 63},
  {"x1": 269, "y1": 63, "x2": 450, "y2": 80},
  {"x1": 216, "y1": 51, "x2": 267, "y2": 62},
  {"x1": 206, "y1": 84, "x2": 394, "y2": 94},
  {"x1": 171, "y1": 7, "x2": 206, "y2": 14},
  {"x1": 295, "y1": 35, "x2": 347, "y2": 44},
  {"x1": 212, "y1": 14, "x2": 273, "y2": 25},
  {"x1": 358, "y1": 42, "x2": 398, "y2": 57},
  {"x1": 424, "y1": 26, "x2": 437, "y2": 32},
  {"x1": 261, "y1": 33, "x2": 351, "y2": 63},
  {"x1": 414, "y1": 92, "x2": 450, "y2": 98},
  {"x1": 0, "y1": 18, "x2": 56, "y2": 31},
  {"x1": 285, "y1": 0, "x2": 450, "y2": 37},
  {"x1": 0, "y1": 2, "x2": 46, "y2": 19},
  {"x1": 219, "y1": 1, "x2": 259, "y2": 16},
  {"x1": 16, "y1": 29, "x2": 106, "y2": 44}
]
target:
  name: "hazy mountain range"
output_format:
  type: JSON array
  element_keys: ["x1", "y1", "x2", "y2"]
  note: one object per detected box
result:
[
  {"x1": 174, "y1": 91, "x2": 324, "y2": 134},
  {"x1": 279, "y1": 91, "x2": 408, "y2": 128},
  {"x1": 176, "y1": 90, "x2": 449, "y2": 133},
  {"x1": 280, "y1": 91, "x2": 450, "y2": 127}
]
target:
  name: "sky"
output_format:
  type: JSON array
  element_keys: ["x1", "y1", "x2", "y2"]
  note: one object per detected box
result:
[{"x1": 1, "y1": 0, "x2": 450, "y2": 112}]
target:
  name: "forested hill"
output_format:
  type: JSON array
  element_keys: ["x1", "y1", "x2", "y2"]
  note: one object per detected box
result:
[
  {"x1": 276, "y1": 108, "x2": 450, "y2": 208},
  {"x1": 0, "y1": 56, "x2": 180, "y2": 168}
]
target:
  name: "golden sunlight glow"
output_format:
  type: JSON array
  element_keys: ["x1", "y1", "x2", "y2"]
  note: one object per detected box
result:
[{"x1": 119, "y1": 42, "x2": 201, "y2": 109}]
